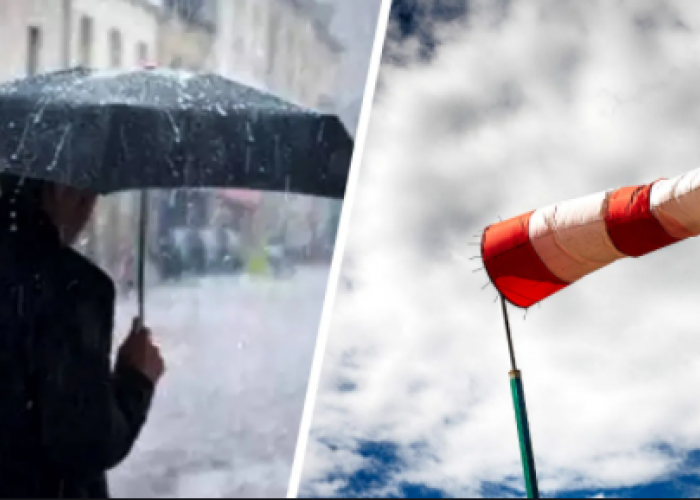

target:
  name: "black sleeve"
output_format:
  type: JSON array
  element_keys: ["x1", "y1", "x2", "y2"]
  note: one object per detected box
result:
[{"x1": 34, "y1": 291, "x2": 155, "y2": 477}]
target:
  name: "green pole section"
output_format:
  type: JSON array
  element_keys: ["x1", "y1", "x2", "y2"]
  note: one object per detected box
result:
[
  {"x1": 500, "y1": 296, "x2": 540, "y2": 499},
  {"x1": 510, "y1": 370, "x2": 540, "y2": 499}
]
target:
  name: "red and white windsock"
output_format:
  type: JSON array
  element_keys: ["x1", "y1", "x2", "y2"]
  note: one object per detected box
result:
[{"x1": 481, "y1": 167, "x2": 700, "y2": 308}]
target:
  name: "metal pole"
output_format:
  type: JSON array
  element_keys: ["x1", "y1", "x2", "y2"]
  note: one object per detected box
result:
[
  {"x1": 500, "y1": 295, "x2": 540, "y2": 499},
  {"x1": 501, "y1": 294, "x2": 518, "y2": 372},
  {"x1": 137, "y1": 190, "x2": 149, "y2": 323},
  {"x1": 136, "y1": 64, "x2": 157, "y2": 324}
]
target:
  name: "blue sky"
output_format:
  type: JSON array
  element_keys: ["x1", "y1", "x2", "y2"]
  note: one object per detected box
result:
[
  {"x1": 297, "y1": 0, "x2": 700, "y2": 498},
  {"x1": 325, "y1": 442, "x2": 700, "y2": 498}
]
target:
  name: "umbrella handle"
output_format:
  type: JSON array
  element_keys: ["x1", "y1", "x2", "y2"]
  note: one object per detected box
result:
[
  {"x1": 510, "y1": 370, "x2": 540, "y2": 499},
  {"x1": 137, "y1": 190, "x2": 148, "y2": 323}
]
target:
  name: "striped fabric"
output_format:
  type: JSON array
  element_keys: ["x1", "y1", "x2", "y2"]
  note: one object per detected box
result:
[{"x1": 481, "y1": 167, "x2": 700, "y2": 308}]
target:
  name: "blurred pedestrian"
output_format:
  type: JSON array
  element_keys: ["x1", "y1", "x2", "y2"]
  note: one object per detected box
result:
[
  {"x1": 185, "y1": 227, "x2": 207, "y2": 275},
  {"x1": 118, "y1": 244, "x2": 136, "y2": 298},
  {"x1": 0, "y1": 175, "x2": 166, "y2": 498},
  {"x1": 213, "y1": 225, "x2": 231, "y2": 272},
  {"x1": 156, "y1": 232, "x2": 183, "y2": 282}
]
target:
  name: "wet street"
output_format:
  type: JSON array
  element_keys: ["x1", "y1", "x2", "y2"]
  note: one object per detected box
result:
[{"x1": 108, "y1": 266, "x2": 330, "y2": 498}]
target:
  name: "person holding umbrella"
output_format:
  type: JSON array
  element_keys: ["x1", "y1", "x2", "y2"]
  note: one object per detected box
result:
[
  {"x1": 0, "y1": 65, "x2": 354, "y2": 497},
  {"x1": 0, "y1": 174, "x2": 165, "y2": 498}
]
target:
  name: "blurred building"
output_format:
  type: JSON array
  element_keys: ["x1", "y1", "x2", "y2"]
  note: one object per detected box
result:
[
  {"x1": 157, "y1": 0, "x2": 218, "y2": 70},
  {"x1": 0, "y1": 0, "x2": 346, "y2": 278},
  {"x1": 0, "y1": 0, "x2": 158, "y2": 79},
  {"x1": 67, "y1": 0, "x2": 159, "y2": 69},
  {"x1": 216, "y1": 0, "x2": 343, "y2": 107},
  {"x1": 0, "y1": 0, "x2": 64, "y2": 82}
]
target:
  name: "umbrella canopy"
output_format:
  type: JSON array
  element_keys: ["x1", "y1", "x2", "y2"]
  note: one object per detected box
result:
[
  {"x1": 0, "y1": 67, "x2": 353, "y2": 198},
  {"x1": 481, "y1": 166, "x2": 700, "y2": 308}
]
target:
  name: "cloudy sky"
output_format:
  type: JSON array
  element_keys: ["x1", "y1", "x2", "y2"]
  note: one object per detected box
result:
[{"x1": 298, "y1": 0, "x2": 700, "y2": 497}]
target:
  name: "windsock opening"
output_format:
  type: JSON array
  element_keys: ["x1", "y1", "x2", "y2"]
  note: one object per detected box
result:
[
  {"x1": 481, "y1": 212, "x2": 568, "y2": 309},
  {"x1": 481, "y1": 169, "x2": 700, "y2": 309}
]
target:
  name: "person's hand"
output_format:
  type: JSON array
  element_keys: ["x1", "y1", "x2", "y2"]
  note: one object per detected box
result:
[{"x1": 118, "y1": 318, "x2": 166, "y2": 385}]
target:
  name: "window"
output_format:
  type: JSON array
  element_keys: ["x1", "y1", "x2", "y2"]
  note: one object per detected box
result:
[
  {"x1": 78, "y1": 16, "x2": 94, "y2": 67},
  {"x1": 26, "y1": 26, "x2": 42, "y2": 76},
  {"x1": 109, "y1": 29, "x2": 123, "y2": 68},
  {"x1": 137, "y1": 42, "x2": 149, "y2": 65}
]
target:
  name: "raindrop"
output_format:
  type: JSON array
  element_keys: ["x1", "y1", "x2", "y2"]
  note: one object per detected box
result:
[
  {"x1": 245, "y1": 122, "x2": 254, "y2": 142},
  {"x1": 163, "y1": 111, "x2": 181, "y2": 143},
  {"x1": 46, "y1": 125, "x2": 72, "y2": 171},
  {"x1": 245, "y1": 148, "x2": 252, "y2": 174}
]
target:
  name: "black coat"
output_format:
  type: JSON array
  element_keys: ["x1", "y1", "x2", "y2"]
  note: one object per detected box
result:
[{"x1": 0, "y1": 199, "x2": 154, "y2": 498}]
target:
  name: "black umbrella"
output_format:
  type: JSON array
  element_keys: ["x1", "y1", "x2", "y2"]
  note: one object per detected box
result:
[
  {"x1": 0, "y1": 67, "x2": 353, "y2": 197},
  {"x1": 0, "y1": 67, "x2": 354, "y2": 319}
]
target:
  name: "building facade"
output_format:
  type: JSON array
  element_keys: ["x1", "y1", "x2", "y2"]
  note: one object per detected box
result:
[
  {"x1": 157, "y1": 0, "x2": 217, "y2": 70},
  {"x1": 0, "y1": 0, "x2": 346, "y2": 279},
  {"x1": 0, "y1": 0, "x2": 64, "y2": 82},
  {"x1": 68, "y1": 0, "x2": 159, "y2": 69},
  {"x1": 214, "y1": 0, "x2": 343, "y2": 107}
]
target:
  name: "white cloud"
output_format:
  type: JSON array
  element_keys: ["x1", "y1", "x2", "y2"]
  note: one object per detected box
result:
[{"x1": 300, "y1": 0, "x2": 700, "y2": 497}]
